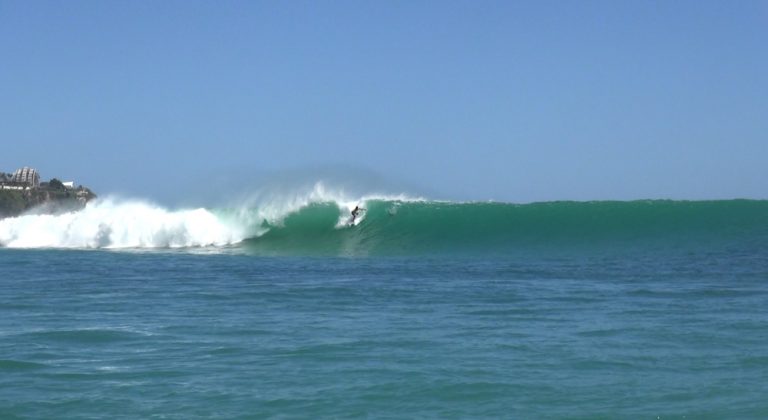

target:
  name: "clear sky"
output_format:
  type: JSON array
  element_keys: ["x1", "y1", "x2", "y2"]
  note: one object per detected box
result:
[{"x1": 1, "y1": 0, "x2": 766, "y2": 203}]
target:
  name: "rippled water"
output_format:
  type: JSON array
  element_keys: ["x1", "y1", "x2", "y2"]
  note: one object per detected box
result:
[{"x1": 1, "y1": 248, "x2": 766, "y2": 418}]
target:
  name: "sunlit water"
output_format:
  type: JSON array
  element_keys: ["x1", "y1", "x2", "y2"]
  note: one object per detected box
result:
[{"x1": 1, "y1": 246, "x2": 766, "y2": 418}]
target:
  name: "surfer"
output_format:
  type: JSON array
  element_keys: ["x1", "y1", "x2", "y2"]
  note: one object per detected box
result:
[{"x1": 350, "y1": 205, "x2": 363, "y2": 224}]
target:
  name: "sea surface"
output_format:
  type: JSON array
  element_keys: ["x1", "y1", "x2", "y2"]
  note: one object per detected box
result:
[{"x1": 1, "y1": 198, "x2": 767, "y2": 418}]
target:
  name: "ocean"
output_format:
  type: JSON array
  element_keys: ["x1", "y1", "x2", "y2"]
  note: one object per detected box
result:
[{"x1": 1, "y1": 195, "x2": 767, "y2": 418}]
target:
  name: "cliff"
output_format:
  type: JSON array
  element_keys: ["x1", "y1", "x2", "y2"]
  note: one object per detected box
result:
[{"x1": 0, "y1": 186, "x2": 97, "y2": 219}]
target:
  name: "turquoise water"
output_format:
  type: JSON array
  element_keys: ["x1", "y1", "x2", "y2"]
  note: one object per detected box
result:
[
  {"x1": 242, "y1": 199, "x2": 768, "y2": 256},
  {"x1": 1, "y1": 200, "x2": 767, "y2": 417}
]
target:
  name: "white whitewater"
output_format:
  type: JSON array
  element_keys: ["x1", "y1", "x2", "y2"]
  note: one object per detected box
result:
[{"x1": 0, "y1": 198, "x2": 246, "y2": 249}]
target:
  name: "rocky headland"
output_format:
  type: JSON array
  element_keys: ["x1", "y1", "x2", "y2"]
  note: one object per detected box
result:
[{"x1": 0, "y1": 168, "x2": 97, "y2": 219}]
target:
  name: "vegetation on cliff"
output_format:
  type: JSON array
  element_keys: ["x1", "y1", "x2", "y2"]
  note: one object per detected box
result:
[
  {"x1": 0, "y1": 185, "x2": 97, "y2": 219},
  {"x1": 0, "y1": 191, "x2": 26, "y2": 218}
]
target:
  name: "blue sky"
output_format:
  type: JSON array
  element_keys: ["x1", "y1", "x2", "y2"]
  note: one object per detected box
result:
[{"x1": 1, "y1": 0, "x2": 766, "y2": 203}]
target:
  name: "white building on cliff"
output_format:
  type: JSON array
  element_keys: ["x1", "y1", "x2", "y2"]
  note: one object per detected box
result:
[{"x1": 0, "y1": 167, "x2": 40, "y2": 190}]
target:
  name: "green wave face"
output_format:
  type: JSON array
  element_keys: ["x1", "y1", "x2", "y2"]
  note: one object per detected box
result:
[{"x1": 241, "y1": 200, "x2": 768, "y2": 257}]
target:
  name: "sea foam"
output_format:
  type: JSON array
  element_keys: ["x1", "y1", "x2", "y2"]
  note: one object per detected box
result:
[{"x1": 0, "y1": 198, "x2": 246, "y2": 248}]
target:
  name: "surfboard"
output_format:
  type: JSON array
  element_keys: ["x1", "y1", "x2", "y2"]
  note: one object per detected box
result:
[{"x1": 347, "y1": 208, "x2": 366, "y2": 226}]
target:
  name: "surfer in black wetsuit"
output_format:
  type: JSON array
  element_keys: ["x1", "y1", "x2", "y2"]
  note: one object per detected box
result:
[{"x1": 350, "y1": 206, "x2": 362, "y2": 224}]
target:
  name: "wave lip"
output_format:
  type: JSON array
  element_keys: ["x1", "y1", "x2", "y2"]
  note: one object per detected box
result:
[{"x1": 230, "y1": 181, "x2": 423, "y2": 229}]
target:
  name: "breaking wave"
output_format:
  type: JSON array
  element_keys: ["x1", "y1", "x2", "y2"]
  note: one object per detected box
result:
[
  {"x1": 1, "y1": 182, "x2": 767, "y2": 256},
  {"x1": 0, "y1": 183, "x2": 418, "y2": 250}
]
